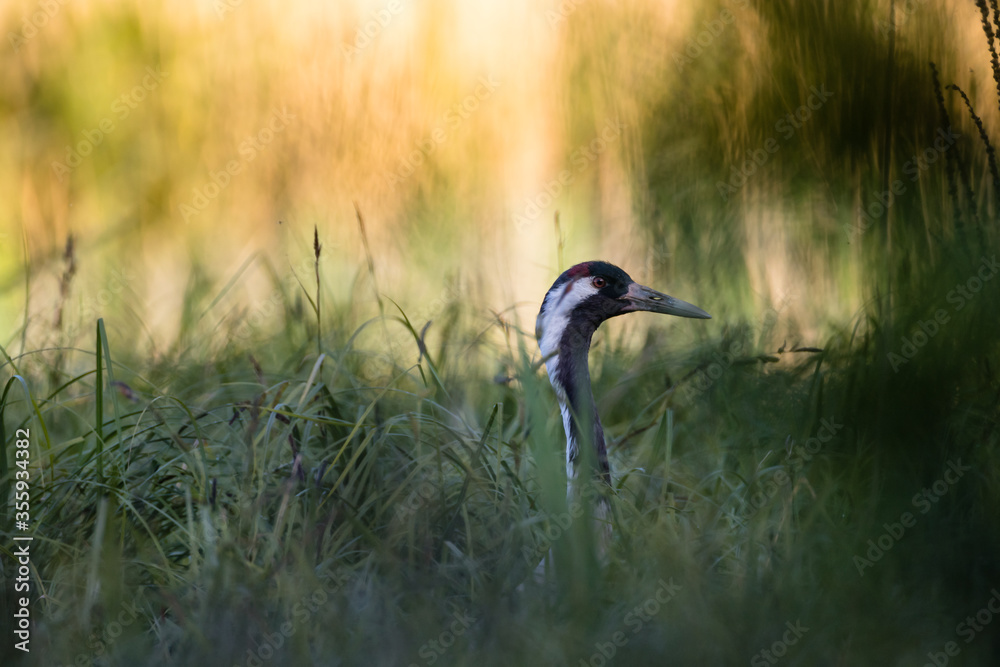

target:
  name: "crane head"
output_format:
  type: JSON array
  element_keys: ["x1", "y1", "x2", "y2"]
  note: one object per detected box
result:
[{"x1": 536, "y1": 260, "x2": 710, "y2": 363}]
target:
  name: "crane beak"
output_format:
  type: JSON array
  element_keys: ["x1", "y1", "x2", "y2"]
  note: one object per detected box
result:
[{"x1": 621, "y1": 282, "x2": 711, "y2": 319}]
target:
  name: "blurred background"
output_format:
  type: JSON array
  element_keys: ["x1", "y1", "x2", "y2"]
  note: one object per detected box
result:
[
  {"x1": 0, "y1": 0, "x2": 988, "y2": 354},
  {"x1": 4, "y1": 1, "x2": 1000, "y2": 665}
]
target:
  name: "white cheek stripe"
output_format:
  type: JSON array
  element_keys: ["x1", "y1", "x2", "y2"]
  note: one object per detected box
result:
[
  {"x1": 537, "y1": 279, "x2": 598, "y2": 361},
  {"x1": 537, "y1": 277, "x2": 598, "y2": 479}
]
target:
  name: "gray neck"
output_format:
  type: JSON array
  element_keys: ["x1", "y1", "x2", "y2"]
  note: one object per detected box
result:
[{"x1": 554, "y1": 326, "x2": 611, "y2": 485}]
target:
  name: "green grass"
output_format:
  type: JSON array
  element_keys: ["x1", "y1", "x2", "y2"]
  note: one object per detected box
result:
[{"x1": 2, "y1": 209, "x2": 999, "y2": 665}]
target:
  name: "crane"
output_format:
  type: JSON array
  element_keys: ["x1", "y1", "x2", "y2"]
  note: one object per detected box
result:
[{"x1": 535, "y1": 260, "x2": 710, "y2": 555}]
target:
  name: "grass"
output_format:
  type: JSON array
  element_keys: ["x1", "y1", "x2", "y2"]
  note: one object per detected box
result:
[
  {"x1": 3, "y1": 0, "x2": 1000, "y2": 665},
  {"x1": 2, "y1": 206, "x2": 999, "y2": 664}
]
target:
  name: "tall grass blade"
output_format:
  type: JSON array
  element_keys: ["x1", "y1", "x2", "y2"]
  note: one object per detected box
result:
[{"x1": 95, "y1": 320, "x2": 104, "y2": 483}]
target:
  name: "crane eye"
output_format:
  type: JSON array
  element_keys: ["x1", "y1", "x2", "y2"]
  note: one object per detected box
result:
[{"x1": 592, "y1": 277, "x2": 607, "y2": 289}]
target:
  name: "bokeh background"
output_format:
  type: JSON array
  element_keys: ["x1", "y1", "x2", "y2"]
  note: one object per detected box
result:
[
  {"x1": 3, "y1": 1, "x2": 1000, "y2": 665},
  {"x1": 0, "y1": 0, "x2": 988, "y2": 350}
]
